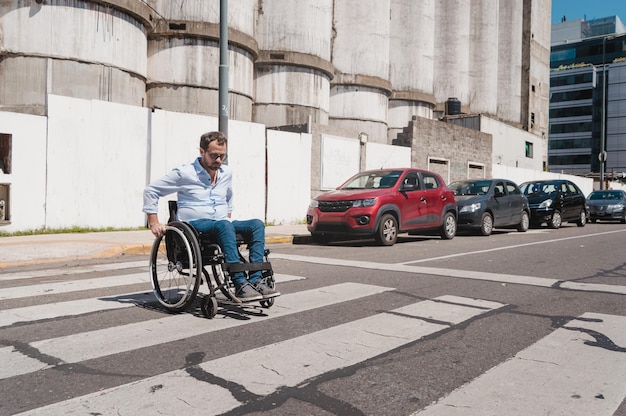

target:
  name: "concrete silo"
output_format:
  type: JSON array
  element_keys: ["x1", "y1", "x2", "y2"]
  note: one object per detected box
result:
[
  {"x1": 388, "y1": 0, "x2": 436, "y2": 141},
  {"x1": 147, "y1": 0, "x2": 258, "y2": 120},
  {"x1": 0, "y1": 0, "x2": 153, "y2": 115},
  {"x1": 497, "y1": 0, "x2": 523, "y2": 124},
  {"x1": 433, "y1": 0, "x2": 471, "y2": 112},
  {"x1": 469, "y1": 0, "x2": 499, "y2": 116},
  {"x1": 330, "y1": 0, "x2": 391, "y2": 143},
  {"x1": 254, "y1": 0, "x2": 334, "y2": 128}
]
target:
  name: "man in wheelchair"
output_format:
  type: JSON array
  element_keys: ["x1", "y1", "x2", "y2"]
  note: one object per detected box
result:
[{"x1": 143, "y1": 131, "x2": 279, "y2": 302}]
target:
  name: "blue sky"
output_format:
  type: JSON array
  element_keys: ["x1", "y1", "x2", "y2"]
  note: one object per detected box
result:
[{"x1": 552, "y1": 0, "x2": 626, "y2": 23}]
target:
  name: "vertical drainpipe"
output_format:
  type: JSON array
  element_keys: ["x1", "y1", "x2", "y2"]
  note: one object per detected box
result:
[{"x1": 219, "y1": 0, "x2": 229, "y2": 138}]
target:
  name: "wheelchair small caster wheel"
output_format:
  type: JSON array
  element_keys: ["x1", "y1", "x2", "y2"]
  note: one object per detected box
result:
[
  {"x1": 260, "y1": 298, "x2": 274, "y2": 308},
  {"x1": 201, "y1": 296, "x2": 218, "y2": 319}
]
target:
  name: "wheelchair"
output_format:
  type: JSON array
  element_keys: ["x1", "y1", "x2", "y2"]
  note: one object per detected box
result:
[{"x1": 149, "y1": 201, "x2": 277, "y2": 318}]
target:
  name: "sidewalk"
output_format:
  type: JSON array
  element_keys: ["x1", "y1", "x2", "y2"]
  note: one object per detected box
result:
[{"x1": 0, "y1": 224, "x2": 310, "y2": 269}]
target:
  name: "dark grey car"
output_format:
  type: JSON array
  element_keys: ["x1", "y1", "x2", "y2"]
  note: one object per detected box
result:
[
  {"x1": 448, "y1": 179, "x2": 530, "y2": 236},
  {"x1": 587, "y1": 190, "x2": 626, "y2": 223}
]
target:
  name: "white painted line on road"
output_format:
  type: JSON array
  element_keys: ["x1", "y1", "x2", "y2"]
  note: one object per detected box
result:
[
  {"x1": 0, "y1": 274, "x2": 305, "y2": 328},
  {"x1": 0, "y1": 283, "x2": 393, "y2": 380},
  {"x1": 559, "y1": 281, "x2": 626, "y2": 295},
  {"x1": 413, "y1": 312, "x2": 626, "y2": 416},
  {"x1": 0, "y1": 273, "x2": 150, "y2": 301},
  {"x1": 0, "y1": 260, "x2": 148, "y2": 281},
  {"x1": 272, "y1": 253, "x2": 626, "y2": 295},
  {"x1": 16, "y1": 296, "x2": 506, "y2": 415},
  {"x1": 400, "y1": 228, "x2": 626, "y2": 264},
  {"x1": 273, "y1": 253, "x2": 559, "y2": 286}
]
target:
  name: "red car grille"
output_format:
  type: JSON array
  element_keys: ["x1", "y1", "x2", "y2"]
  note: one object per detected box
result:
[{"x1": 318, "y1": 200, "x2": 354, "y2": 212}]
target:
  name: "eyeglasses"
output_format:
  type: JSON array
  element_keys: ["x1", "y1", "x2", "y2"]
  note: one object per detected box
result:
[{"x1": 208, "y1": 152, "x2": 227, "y2": 161}]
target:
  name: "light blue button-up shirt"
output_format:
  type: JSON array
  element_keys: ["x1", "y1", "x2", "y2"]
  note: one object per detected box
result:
[{"x1": 143, "y1": 157, "x2": 233, "y2": 221}]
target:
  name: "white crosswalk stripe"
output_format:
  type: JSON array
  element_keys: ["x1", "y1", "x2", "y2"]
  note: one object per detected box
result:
[
  {"x1": 413, "y1": 312, "x2": 626, "y2": 416},
  {"x1": 0, "y1": 273, "x2": 304, "y2": 328}
]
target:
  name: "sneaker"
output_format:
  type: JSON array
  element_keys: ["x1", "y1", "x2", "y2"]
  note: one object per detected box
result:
[
  {"x1": 253, "y1": 281, "x2": 281, "y2": 298},
  {"x1": 235, "y1": 283, "x2": 263, "y2": 302}
]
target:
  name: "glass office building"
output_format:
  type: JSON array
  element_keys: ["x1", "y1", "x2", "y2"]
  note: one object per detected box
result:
[{"x1": 550, "y1": 16, "x2": 626, "y2": 178}]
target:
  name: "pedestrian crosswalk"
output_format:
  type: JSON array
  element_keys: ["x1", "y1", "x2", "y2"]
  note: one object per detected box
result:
[{"x1": 1, "y1": 260, "x2": 625, "y2": 416}]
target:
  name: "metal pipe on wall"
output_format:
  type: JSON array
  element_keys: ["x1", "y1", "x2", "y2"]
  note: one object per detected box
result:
[{"x1": 219, "y1": 0, "x2": 229, "y2": 137}]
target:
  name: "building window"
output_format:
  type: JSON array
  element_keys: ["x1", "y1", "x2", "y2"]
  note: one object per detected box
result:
[
  {"x1": 530, "y1": 112, "x2": 535, "y2": 128},
  {"x1": 0, "y1": 134, "x2": 11, "y2": 174},
  {"x1": 525, "y1": 141, "x2": 534, "y2": 158}
]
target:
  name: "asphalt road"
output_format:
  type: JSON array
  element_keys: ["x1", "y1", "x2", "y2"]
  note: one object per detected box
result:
[{"x1": 1, "y1": 221, "x2": 625, "y2": 415}]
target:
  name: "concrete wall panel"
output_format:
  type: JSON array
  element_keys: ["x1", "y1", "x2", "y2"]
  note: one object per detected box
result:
[
  {"x1": 0, "y1": 112, "x2": 47, "y2": 232},
  {"x1": 497, "y1": 1, "x2": 523, "y2": 123},
  {"x1": 433, "y1": 0, "x2": 471, "y2": 106},
  {"x1": 266, "y1": 131, "x2": 312, "y2": 225},
  {"x1": 469, "y1": 0, "x2": 499, "y2": 115}
]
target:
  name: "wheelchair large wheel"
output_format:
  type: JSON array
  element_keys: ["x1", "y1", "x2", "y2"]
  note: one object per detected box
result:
[{"x1": 150, "y1": 222, "x2": 202, "y2": 312}]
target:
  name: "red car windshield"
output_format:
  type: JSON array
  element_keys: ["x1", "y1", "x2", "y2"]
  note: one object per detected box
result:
[{"x1": 340, "y1": 171, "x2": 402, "y2": 190}]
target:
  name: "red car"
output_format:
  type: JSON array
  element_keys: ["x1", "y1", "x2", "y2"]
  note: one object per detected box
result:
[{"x1": 306, "y1": 168, "x2": 458, "y2": 246}]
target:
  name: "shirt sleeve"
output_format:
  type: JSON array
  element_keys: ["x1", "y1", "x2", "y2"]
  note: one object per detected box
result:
[{"x1": 142, "y1": 168, "x2": 183, "y2": 214}]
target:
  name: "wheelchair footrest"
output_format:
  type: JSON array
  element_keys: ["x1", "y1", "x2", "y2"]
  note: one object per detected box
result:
[{"x1": 222, "y1": 262, "x2": 272, "y2": 273}]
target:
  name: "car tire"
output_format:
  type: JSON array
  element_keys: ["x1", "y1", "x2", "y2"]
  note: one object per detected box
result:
[
  {"x1": 375, "y1": 213, "x2": 398, "y2": 246},
  {"x1": 621, "y1": 216, "x2": 626, "y2": 224},
  {"x1": 439, "y1": 212, "x2": 457, "y2": 240},
  {"x1": 548, "y1": 210, "x2": 562, "y2": 229},
  {"x1": 576, "y1": 209, "x2": 587, "y2": 227},
  {"x1": 517, "y1": 211, "x2": 530, "y2": 232},
  {"x1": 480, "y1": 213, "x2": 493, "y2": 236}
]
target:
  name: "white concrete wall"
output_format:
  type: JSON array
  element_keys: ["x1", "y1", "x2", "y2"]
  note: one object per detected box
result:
[
  {"x1": 492, "y1": 165, "x2": 594, "y2": 197},
  {"x1": 365, "y1": 142, "x2": 411, "y2": 170},
  {"x1": 0, "y1": 96, "x2": 267, "y2": 232},
  {"x1": 266, "y1": 131, "x2": 312, "y2": 225},
  {"x1": 0, "y1": 111, "x2": 47, "y2": 232},
  {"x1": 46, "y1": 95, "x2": 149, "y2": 229},
  {"x1": 482, "y1": 116, "x2": 546, "y2": 171}
]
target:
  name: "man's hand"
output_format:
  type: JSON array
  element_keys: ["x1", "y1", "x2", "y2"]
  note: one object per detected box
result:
[{"x1": 149, "y1": 222, "x2": 167, "y2": 238}]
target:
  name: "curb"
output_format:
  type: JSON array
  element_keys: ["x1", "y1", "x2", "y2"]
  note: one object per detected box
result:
[{"x1": 0, "y1": 234, "x2": 312, "y2": 269}]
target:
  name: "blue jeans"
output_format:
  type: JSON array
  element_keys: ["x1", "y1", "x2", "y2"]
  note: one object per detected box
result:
[{"x1": 188, "y1": 218, "x2": 265, "y2": 287}]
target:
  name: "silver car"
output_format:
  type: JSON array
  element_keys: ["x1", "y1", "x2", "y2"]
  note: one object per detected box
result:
[{"x1": 586, "y1": 190, "x2": 626, "y2": 223}]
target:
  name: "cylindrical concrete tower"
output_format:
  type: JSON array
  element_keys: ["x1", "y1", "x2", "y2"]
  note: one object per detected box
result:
[
  {"x1": 469, "y1": 0, "x2": 499, "y2": 115},
  {"x1": 0, "y1": 0, "x2": 153, "y2": 116},
  {"x1": 497, "y1": 0, "x2": 523, "y2": 124},
  {"x1": 388, "y1": 0, "x2": 436, "y2": 141},
  {"x1": 147, "y1": 0, "x2": 258, "y2": 120},
  {"x1": 433, "y1": 0, "x2": 471, "y2": 111},
  {"x1": 330, "y1": 0, "x2": 391, "y2": 143},
  {"x1": 253, "y1": 0, "x2": 334, "y2": 128}
]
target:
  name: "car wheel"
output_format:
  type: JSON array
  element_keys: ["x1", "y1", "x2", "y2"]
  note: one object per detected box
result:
[
  {"x1": 576, "y1": 209, "x2": 587, "y2": 227},
  {"x1": 439, "y1": 212, "x2": 457, "y2": 240},
  {"x1": 548, "y1": 210, "x2": 562, "y2": 229},
  {"x1": 621, "y1": 216, "x2": 626, "y2": 224},
  {"x1": 375, "y1": 214, "x2": 398, "y2": 246},
  {"x1": 517, "y1": 211, "x2": 529, "y2": 232},
  {"x1": 480, "y1": 213, "x2": 493, "y2": 236}
]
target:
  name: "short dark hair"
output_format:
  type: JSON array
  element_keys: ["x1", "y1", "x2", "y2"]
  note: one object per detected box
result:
[{"x1": 200, "y1": 131, "x2": 227, "y2": 150}]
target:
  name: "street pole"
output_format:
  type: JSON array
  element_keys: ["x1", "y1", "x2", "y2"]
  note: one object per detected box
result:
[
  {"x1": 600, "y1": 36, "x2": 606, "y2": 190},
  {"x1": 218, "y1": 0, "x2": 229, "y2": 138}
]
